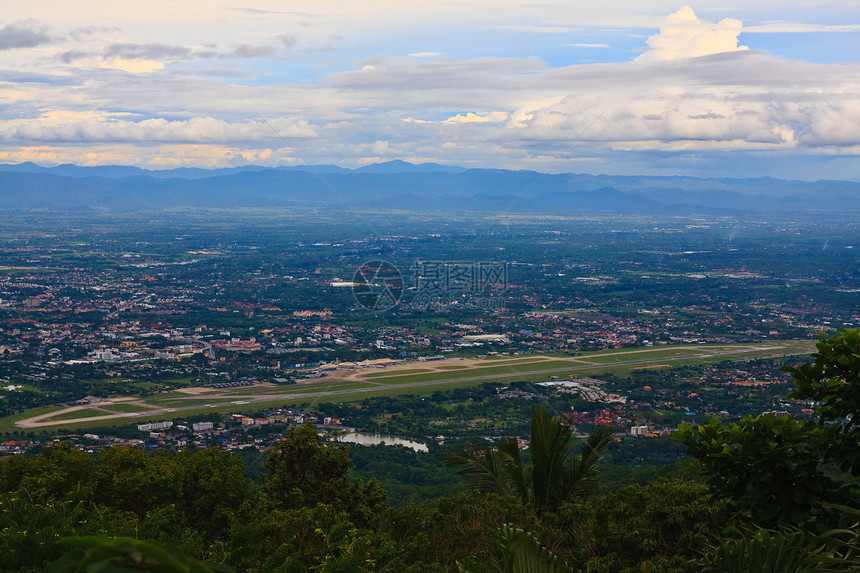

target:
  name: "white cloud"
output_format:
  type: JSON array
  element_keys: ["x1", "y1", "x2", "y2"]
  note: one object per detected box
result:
[
  {"x1": 443, "y1": 112, "x2": 507, "y2": 124},
  {"x1": 1, "y1": 2, "x2": 860, "y2": 178},
  {"x1": 0, "y1": 143, "x2": 304, "y2": 168},
  {"x1": 638, "y1": 6, "x2": 748, "y2": 62},
  {"x1": 100, "y1": 58, "x2": 164, "y2": 73},
  {"x1": 2, "y1": 117, "x2": 318, "y2": 143}
]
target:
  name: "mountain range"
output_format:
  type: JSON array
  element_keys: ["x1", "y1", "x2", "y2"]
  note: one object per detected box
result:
[{"x1": 0, "y1": 160, "x2": 857, "y2": 215}]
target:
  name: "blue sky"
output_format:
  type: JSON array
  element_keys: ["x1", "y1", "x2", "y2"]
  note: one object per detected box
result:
[{"x1": 1, "y1": 1, "x2": 860, "y2": 180}]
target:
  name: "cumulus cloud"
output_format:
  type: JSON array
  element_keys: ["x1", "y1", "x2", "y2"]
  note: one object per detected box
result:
[
  {"x1": 371, "y1": 140, "x2": 389, "y2": 154},
  {"x1": 0, "y1": 20, "x2": 54, "y2": 50},
  {"x1": 638, "y1": 6, "x2": 748, "y2": 62},
  {"x1": 3, "y1": 4, "x2": 860, "y2": 177}
]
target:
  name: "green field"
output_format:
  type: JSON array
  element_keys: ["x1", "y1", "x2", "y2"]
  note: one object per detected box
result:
[
  {"x1": 0, "y1": 406, "x2": 62, "y2": 434},
  {"x1": 99, "y1": 403, "x2": 153, "y2": 413},
  {"x1": 41, "y1": 408, "x2": 114, "y2": 422},
  {"x1": 478, "y1": 357, "x2": 549, "y2": 365},
  {"x1": 369, "y1": 360, "x2": 593, "y2": 385},
  {"x1": 364, "y1": 368, "x2": 432, "y2": 378},
  {"x1": 148, "y1": 397, "x2": 242, "y2": 408}
]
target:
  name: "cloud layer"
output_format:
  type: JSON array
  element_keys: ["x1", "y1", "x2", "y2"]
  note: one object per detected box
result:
[{"x1": 0, "y1": 2, "x2": 859, "y2": 180}]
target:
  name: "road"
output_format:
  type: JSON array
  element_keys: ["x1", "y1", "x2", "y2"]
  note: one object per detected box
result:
[{"x1": 173, "y1": 337, "x2": 215, "y2": 360}]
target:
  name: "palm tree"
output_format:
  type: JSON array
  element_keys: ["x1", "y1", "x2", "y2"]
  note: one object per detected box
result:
[
  {"x1": 443, "y1": 404, "x2": 614, "y2": 512},
  {"x1": 457, "y1": 524, "x2": 574, "y2": 573}
]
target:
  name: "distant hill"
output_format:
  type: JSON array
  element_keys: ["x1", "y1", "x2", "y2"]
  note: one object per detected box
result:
[{"x1": 0, "y1": 160, "x2": 857, "y2": 215}]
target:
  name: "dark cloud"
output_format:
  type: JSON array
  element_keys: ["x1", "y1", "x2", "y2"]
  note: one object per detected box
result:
[
  {"x1": 103, "y1": 42, "x2": 194, "y2": 60},
  {"x1": 83, "y1": 41, "x2": 280, "y2": 63},
  {"x1": 221, "y1": 43, "x2": 277, "y2": 59},
  {"x1": 57, "y1": 49, "x2": 91, "y2": 64},
  {"x1": 67, "y1": 25, "x2": 117, "y2": 41},
  {"x1": 0, "y1": 21, "x2": 54, "y2": 50},
  {"x1": 279, "y1": 34, "x2": 297, "y2": 49},
  {"x1": 689, "y1": 112, "x2": 726, "y2": 120},
  {"x1": 0, "y1": 70, "x2": 75, "y2": 85}
]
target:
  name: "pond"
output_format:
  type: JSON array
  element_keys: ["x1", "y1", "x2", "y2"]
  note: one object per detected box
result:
[{"x1": 333, "y1": 432, "x2": 428, "y2": 453}]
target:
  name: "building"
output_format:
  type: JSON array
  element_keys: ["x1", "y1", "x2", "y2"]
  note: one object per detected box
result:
[
  {"x1": 137, "y1": 421, "x2": 173, "y2": 432},
  {"x1": 630, "y1": 425, "x2": 650, "y2": 437}
]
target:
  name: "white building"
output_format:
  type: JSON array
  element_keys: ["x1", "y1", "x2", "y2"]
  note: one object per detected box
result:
[
  {"x1": 630, "y1": 425, "x2": 649, "y2": 437},
  {"x1": 137, "y1": 421, "x2": 173, "y2": 432}
]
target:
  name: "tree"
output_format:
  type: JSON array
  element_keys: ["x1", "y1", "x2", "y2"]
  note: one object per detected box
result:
[
  {"x1": 675, "y1": 329, "x2": 860, "y2": 528},
  {"x1": 263, "y1": 421, "x2": 353, "y2": 510},
  {"x1": 262, "y1": 421, "x2": 385, "y2": 523},
  {"x1": 443, "y1": 404, "x2": 614, "y2": 512},
  {"x1": 675, "y1": 415, "x2": 851, "y2": 527},
  {"x1": 0, "y1": 441, "x2": 95, "y2": 504},
  {"x1": 786, "y1": 329, "x2": 860, "y2": 428},
  {"x1": 784, "y1": 328, "x2": 860, "y2": 476}
]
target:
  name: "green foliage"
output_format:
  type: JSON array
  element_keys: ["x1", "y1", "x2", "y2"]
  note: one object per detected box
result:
[
  {"x1": 699, "y1": 529, "x2": 828, "y2": 573},
  {"x1": 674, "y1": 415, "x2": 852, "y2": 527},
  {"x1": 697, "y1": 507, "x2": 860, "y2": 573},
  {"x1": 46, "y1": 536, "x2": 232, "y2": 573},
  {"x1": 674, "y1": 329, "x2": 860, "y2": 529},
  {"x1": 553, "y1": 479, "x2": 729, "y2": 572},
  {"x1": 0, "y1": 444, "x2": 253, "y2": 570},
  {"x1": 457, "y1": 524, "x2": 573, "y2": 573},
  {"x1": 0, "y1": 441, "x2": 96, "y2": 503},
  {"x1": 786, "y1": 329, "x2": 860, "y2": 428},
  {"x1": 422, "y1": 491, "x2": 538, "y2": 568},
  {"x1": 263, "y1": 422, "x2": 354, "y2": 511},
  {"x1": 262, "y1": 422, "x2": 387, "y2": 530},
  {"x1": 443, "y1": 404, "x2": 613, "y2": 512},
  {"x1": 785, "y1": 329, "x2": 860, "y2": 476},
  {"x1": 223, "y1": 503, "x2": 408, "y2": 572}
]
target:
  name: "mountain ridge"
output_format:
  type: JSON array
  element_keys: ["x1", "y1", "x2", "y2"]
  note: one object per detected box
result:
[{"x1": 0, "y1": 160, "x2": 857, "y2": 214}]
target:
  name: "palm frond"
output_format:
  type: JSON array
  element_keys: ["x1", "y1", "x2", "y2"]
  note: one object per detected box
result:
[
  {"x1": 699, "y1": 530, "x2": 823, "y2": 573},
  {"x1": 528, "y1": 404, "x2": 575, "y2": 510},
  {"x1": 566, "y1": 426, "x2": 614, "y2": 501},
  {"x1": 443, "y1": 440, "x2": 522, "y2": 500},
  {"x1": 497, "y1": 436, "x2": 529, "y2": 505},
  {"x1": 457, "y1": 524, "x2": 574, "y2": 573}
]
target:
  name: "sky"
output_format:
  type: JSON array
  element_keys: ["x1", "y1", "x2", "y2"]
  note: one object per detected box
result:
[{"x1": 2, "y1": 1, "x2": 860, "y2": 180}]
